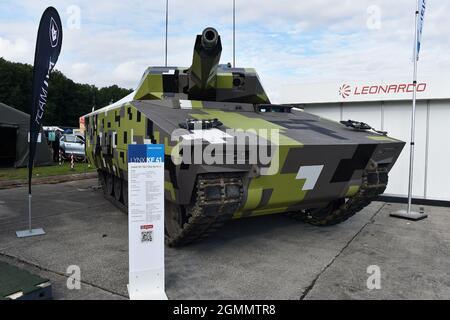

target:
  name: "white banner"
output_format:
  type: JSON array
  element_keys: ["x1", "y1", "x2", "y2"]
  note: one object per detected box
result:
[
  {"x1": 281, "y1": 77, "x2": 450, "y2": 104},
  {"x1": 128, "y1": 144, "x2": 167, "y2": 300}
]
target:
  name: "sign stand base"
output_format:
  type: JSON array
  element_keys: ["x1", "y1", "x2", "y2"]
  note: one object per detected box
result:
[
  {"x1": 390, "y1": 209, "x2": 428, "y2": 221},
  {"x1": 16, "y1": 228, "x2": 46, "y2": 238},
  {"x1": 127, "y1": 284, "x2": 168, "y2": 300},
  {"x1": 127, "y1": 269, "x2": 168, "y2": 300}
]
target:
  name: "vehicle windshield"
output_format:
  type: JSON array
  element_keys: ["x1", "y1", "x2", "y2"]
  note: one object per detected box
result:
[{"x1": 64, "y1": 135, "x2": 78, "y2": 143}]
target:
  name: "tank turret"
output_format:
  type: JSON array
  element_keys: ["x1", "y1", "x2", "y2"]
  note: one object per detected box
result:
[{"x1": 133, "y1": 27, "x2": 270, "y2": 104}]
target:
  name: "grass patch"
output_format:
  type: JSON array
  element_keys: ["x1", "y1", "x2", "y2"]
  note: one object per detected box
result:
[{"x1": 0, "y1": 163, "x2": 96, "y2": 181}]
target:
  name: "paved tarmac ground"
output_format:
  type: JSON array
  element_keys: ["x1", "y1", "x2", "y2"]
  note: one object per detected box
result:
[{"x1": 0, "y1": 179, "x2": 449, "y2": 300}]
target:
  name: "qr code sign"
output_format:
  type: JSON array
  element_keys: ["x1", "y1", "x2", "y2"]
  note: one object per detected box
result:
[{"x1": 141, "y1": 231, "x2": 153, "y2": 243}]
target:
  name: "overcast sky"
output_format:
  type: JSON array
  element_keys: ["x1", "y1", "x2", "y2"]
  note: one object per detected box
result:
[{"x1": 0, "y1": 0, "x2": 448, "y2": 102}]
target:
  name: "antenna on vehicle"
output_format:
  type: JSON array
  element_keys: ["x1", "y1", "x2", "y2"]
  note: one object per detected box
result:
[
  {"x1": 232, "y1": 0, "x2": 236, "y2": 67},
  {"x1": 92, "y1": 86, "x2": 96, "y2": 112},
  {"x1": 165, "y1": 0, "x2": 169, "y2": 67}
]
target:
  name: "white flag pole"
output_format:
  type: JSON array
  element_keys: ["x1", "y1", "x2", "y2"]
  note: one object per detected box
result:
[
  {"x1": 233, "y1": 0, "x2": 236, "y2": 67},
  {"x1": 407, "y1": 3, "x2": 420, "y2": 214},
  {"x1": 391, "y1": 0, "x2": 427, "y2": 221}
]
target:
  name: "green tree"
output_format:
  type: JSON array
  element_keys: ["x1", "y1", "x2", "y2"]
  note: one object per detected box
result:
[{"x1": 0, "y1": 58, "x2": 133, "y2": 127}]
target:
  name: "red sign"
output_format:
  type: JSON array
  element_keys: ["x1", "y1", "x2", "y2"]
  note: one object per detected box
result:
[{"x1": 79, "y1": 116, "x2": 86, "y2": 133}]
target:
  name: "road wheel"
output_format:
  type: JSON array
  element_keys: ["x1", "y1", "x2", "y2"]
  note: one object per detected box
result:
[
  {"x1": 106, "y1": 173, "x2": 114, "y2": 197},
  {"x1": 288, "y1": 192, "x2": 374, "y2": 226},
  {"x1": 291, "y1": 198, "x2": 352, "y2": 226},
  {"x1": 114, "y1": 177, "x2": 122, "y2": 202},
  {"x1": 289, "y1": 169, "x2": 388, "y2": 226},
  {"x1": 165, "y1": 201, "x2": 187, "y2": 244},
  {"x1": 122, "y1": 181, "x2": 128, "y2": 207},
  {"x1": 98, "y1": 171, "x2": 108, "y2": 195}
]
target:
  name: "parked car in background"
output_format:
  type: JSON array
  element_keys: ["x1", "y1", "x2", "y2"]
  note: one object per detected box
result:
[{"x1": 59, "y1": 134, "x2": 86, "y2": 161}]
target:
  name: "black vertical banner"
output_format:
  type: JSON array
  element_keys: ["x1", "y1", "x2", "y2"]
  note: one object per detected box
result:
[{"x1": 28, "y1": 7, "x2": 63, "y2": 194}]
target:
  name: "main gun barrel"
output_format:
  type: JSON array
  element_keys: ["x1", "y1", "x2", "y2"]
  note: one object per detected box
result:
[{"x1": 189, "y1": 27, "x2": 222, "y2": 91}]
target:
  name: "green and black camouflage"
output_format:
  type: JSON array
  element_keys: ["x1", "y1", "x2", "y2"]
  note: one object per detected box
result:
[{"x1": 83, "y1": 27, "x2": 405, "y2": 246}]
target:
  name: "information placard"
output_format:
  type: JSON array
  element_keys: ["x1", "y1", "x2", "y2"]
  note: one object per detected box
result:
[{"x1": 127, "y1": 144, "x2": 167, "y2": 300}]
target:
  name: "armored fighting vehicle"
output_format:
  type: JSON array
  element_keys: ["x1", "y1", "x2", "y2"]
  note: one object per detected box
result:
[{"x1": 84, "y1": 27, "x2": 405, "y2": 246}]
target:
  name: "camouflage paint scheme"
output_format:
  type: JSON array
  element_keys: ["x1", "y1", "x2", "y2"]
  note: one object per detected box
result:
[{"x1": 84, "y1": 28, "x2": 405, "y2": 219}]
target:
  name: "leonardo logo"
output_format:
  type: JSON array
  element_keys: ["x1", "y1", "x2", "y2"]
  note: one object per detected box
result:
[
  {"x1": 339, "y1": 84, "x2": 351, "y2": 99},
  {"x1": 49, "y1": 17, "x2": 59, "y2": 48},
  {"x1": 338, "y1": 82, "x2": 427, "y2": 99}
]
